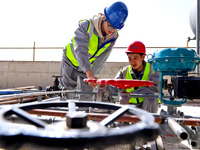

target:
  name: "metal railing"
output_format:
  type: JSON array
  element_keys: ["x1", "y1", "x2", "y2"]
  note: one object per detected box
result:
[{"x1": 0, "y1": 42, "x2": 196, "y2": 61}]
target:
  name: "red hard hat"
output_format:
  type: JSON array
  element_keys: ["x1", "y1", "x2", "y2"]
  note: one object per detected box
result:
[{"x1": 125, "y1": 41, "x2": 146, "y2": 54}]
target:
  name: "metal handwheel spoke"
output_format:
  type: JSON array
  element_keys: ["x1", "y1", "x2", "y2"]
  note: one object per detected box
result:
[
  {"x1": 0, "y1": 101, "x2": 159, "y2": 149},
  {"x1": 68, "y1": 100, "x2": 76, "y2": 112},
  {"x1": 100, "y1": 106, "x2": 129, "y2": 126},
  {"x1": 12, "y1": 107, "x2": 47, "y2": 128}
]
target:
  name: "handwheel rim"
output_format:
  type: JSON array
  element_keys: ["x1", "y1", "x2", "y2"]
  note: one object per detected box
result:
[{"x1": 0, "y1": 101, "x2": 159, "y2": 149}]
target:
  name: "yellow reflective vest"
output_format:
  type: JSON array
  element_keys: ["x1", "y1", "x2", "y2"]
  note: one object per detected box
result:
[
  {"x1": 66, "y1": 20, "x2": 117, "y2": 67},
  {"x1": 122, "y1": 63, "x2": 150, "y2": 104},
  {"x1": 122, "y1": 63, "x2": 161, "y2": 104}
]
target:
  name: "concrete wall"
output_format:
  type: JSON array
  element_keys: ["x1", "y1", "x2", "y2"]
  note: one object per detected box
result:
[{"x1": 0, "y1": 61, "x2": 129, "y2": 89}]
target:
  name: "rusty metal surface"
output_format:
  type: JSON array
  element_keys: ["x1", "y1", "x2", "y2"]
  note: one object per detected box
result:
[{"x1": 28, "y1": 109, "x2": 200, "y2": 126}]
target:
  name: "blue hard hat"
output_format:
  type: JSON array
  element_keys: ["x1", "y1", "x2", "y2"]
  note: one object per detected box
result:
[{"x1": 104, "y1": 1, "x2": 128, "y2": 29}]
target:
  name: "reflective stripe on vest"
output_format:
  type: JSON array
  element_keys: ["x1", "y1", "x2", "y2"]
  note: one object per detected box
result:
[
  {"x1": 66, "y1": 19, "x2": 115, "y2": 67},
  {"x1": 66, "y1": 37, "x2": 78, "y2": 66},
  {"x1": 123, "y1": 63, "x2": 150, "y2": 104}
]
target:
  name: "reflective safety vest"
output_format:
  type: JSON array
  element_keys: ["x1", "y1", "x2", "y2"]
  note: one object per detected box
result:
[
  {"x1": 122, "y1": 63, "x2": 150, "y2": 104},
  {"x1": 66, "y1": 19, "x2": 117, "y2": 67},
  {"x1": 122, "y1": 63, "x2": 161, "y2": 104}
]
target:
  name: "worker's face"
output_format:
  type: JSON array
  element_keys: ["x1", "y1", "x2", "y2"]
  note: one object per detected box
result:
[
  {"x1": 102, "y1": 16, "x2": 117, "y2": 34},
  {"x1": 128, "y1": 53, "x2": 145, "y2": 70}
]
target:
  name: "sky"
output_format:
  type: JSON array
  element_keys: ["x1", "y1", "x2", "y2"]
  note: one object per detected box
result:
[{"x1": 0, "y1": 0, "x2": 197, "y2": 61}]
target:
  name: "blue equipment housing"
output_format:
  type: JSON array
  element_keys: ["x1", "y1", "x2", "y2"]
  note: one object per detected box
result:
[{"x1": 148, "y1": 48, "x2": 200, "y2": 106}]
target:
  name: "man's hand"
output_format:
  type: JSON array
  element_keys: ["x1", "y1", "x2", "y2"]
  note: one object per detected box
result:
[{"x1": 85, "y1": 70, "x2": 98, "y2": 87}]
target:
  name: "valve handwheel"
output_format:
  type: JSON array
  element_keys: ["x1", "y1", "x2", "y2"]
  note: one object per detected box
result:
[{"x1": 0, "y1": 101, "x2": 159, "y2": 149}]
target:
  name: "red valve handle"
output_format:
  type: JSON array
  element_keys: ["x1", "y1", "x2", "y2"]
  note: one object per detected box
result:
[
  {"x1": 83, "y1": 79, "x2": 98, "y2": 83},
  {"x1": 84, "y1": 79, "x2": 154, "y2": 89}
]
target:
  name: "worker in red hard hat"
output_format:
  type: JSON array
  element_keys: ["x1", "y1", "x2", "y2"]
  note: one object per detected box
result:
[
  {"x1": 60, "y1": 1, "x2": 128, "y2": 101},
  {"x1": 125, "y1": 41, "x2": 146, "y2": 72},
  {"x1": 111, "y1": 41, "x2": 160, "y2": 113}
]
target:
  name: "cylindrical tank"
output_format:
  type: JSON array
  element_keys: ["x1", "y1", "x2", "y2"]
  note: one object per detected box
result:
[{"x1": 189, "y1": 0, "x2": 200, "y2": 36}]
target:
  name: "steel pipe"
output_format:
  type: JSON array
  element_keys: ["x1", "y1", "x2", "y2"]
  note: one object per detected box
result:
[{"x1": 167, "y1": 118, "x2": 188, "y2": 140}]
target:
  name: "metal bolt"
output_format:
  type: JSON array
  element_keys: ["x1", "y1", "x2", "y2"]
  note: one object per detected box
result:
[
  {"x1": 180, "y1": 112, "x2": 184, "y2": 116},
  {"x1": 191, "y1": 126, "x2": 196, "y2": 131},
  {"x1": 191, "y1": 141, "x2": 197, "y2": 147}
]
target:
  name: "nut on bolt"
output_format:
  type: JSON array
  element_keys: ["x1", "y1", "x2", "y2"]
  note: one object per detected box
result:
[{"x1": 66, "y1": 112, "x2": 88, "y2": 128}]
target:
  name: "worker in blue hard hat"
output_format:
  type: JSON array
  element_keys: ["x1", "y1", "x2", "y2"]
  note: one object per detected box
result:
[
  {"x1": 109, "y1": 41, "x2": 160, "y2": 113},
  {"x1": 60, "y1": 1, "x2": 128, "y2": 100}
]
